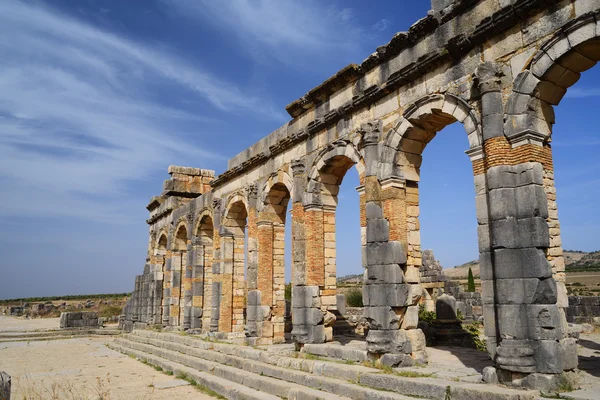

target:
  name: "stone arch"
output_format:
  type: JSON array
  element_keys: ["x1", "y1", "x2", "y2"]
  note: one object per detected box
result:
[
  {"x1": 223, "y1": 194, "x2": 249, "y2": 236},
  {"x1": 305, "y1": 140, "x2": 366, "y2": 208},
  {"x1": 155, "y1": 231, "x2": 168, "y2": 256},
  {"x1": 260, "y1": 172, "x2": 293, "y2": 224},
  {"x1": 505, "y1": 14, "x2": 600, "y2": 143},
  {"x1": 173, "y1": 221, "x2": 188, "y2": 251},
  {"x1": 381, "y1": 93, "x2": 482, "y2": 182}
]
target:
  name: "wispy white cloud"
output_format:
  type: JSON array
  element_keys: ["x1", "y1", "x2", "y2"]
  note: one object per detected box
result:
[
  {"x1": 564, "y1": 87, "x2": 600, "y2": 99},
  {"x1": 372, "y1": 19, "x2": 391, "y2": 32},
  {"x1": 0, "y1": 1, "x2": 284, "y2": 223},
  {"x1": 161, "y1": 0, "x2": 369, "y2": 69}
]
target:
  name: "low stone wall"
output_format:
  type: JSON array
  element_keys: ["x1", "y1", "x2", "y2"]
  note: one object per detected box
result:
[
  {"x1": 59, "y1": 312, "x2": 100, "y2": 329},
  {"x1": 0, "y1": 371, "x2": 10, "y2": 400},
  {"x1": 567, "y1": 296, "x2": 600, "y2": 324}
]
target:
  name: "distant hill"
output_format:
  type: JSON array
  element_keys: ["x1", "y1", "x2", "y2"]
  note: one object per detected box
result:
[
  {"x1": 337, "y1": 273, "x2": 362, "y2": 284},
  {"x1": 443, "y1": 250, "x2": 600, "y2": 279},
  {"x1": 565, "y1": 250, "x2": 600, "y2": 271}
]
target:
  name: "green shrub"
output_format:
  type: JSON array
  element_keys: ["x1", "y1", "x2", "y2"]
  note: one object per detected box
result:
[
  {"x1": 285, "y1": 283, "x2": 292, "y2": 302},
  {"x1": 418, "y1": 305, "x2": 436, "y2": 324},
  {"x1": 346, "y1": 288, "x2": 363, "y2": 307}
]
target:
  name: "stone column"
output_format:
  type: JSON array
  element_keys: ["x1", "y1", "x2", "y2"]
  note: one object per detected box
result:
[
  {"x1": 210, "y1": 199, "x2": 222, "y2": 332},
  {"x1": 476, "y1": 62, "x2": 576, "y2": 383},
  {"x1": 362, "y1": 121, "x2": 425, "y2": 366}
]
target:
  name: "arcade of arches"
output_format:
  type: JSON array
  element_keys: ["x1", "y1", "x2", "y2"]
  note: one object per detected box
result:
[{"x1": 124, "y1": 0, "x2": 600, "y2": 385}]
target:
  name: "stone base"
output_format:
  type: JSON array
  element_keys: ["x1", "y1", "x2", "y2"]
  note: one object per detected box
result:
[{"x1": 496, "y1": 368, "x2": 580, "y2": 393}]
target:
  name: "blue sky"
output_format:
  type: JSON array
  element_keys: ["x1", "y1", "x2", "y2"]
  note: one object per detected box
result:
[{"x1": 0, "y1": 0, "x2": 598, "y2": 299}]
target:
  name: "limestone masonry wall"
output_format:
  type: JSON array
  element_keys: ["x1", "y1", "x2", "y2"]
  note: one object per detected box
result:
[{"x1": 122, "y1": 0, "x2": 600, "y2": 383}]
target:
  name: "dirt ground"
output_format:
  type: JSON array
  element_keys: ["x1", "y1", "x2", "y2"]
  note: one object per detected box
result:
[
  {"x1": 0, "y1": 316, "x2": 61, "y2": 332},
  {"x1": 0, "y1": 318, "x2": 214, "y2": 399}
]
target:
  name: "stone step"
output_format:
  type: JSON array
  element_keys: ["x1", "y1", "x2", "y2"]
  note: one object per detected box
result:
[
  {"x1": 127, "y1": 330, "x2": 539, "y2": 400},
  {"x1": 115, "y1": 332, "x2": 415, "y2": 400},
  {"x1": 109, "y1": 342, "x2": 281, "y2": 400},
  {"x1": 130, "y1": 329, "x2": 378, "y2": 383},
  {"x1": 112, "y1": 337, "x2": 356, "y2": 400},
  {"x1": 122, "y1": 330, "x2": 540, "y2": 400},
  {"x1": 0, "y1": 329, "x2": 120, "y2": 342}
]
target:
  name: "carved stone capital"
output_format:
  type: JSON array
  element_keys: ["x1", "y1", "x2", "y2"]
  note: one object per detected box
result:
[
  {"x1": 211, "y1": 198, "x2": 222, "y2": 213},
  {"x1": 245, "y1": 183, "x2": 259, "y2": 200},
  {"x1": 474, "y1": 62, "x2": 504, "y2": 94},
  {"x1": 359, "y1": 120, "x2": 382, "y2": 146},
  {"x1": 291, "y1": 159, "x2": 306, "y2": 177}
]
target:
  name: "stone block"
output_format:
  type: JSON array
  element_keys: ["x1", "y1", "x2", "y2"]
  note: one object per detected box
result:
[
  {"x1": 364, "y1": 306, "x2": 401, "y2": 330},
  {"x1": 436, "y1": 294, "x2": 457, "y2": 321},
  {"x1": 431, "y1": 0, "x2": 454, "y2": 13},
  {"x1": 480, "y1": 248, "x2": 552, "y2": 280},
  {"x1": 365, "y1": 264, "x2": 404, "y2": 285},
  {"x1": 366, "y1": 218, "x2": 390, "y2": 243},
  {"x1": 488, "y1": 188, "x2": 517, "y2": 221},
  {"x1": 560, "y1": 338, "x2": 578, "y2": 371},
  {"x1": 482, "y1": 366, "x2": 498, "y2": 384},
  {"x1": 532, "y1": 340, "x2": 563, "y2": 374},
  {"x1": 364, "y1": 283, "x2": 418, "y2": 307},
  {"x1": 293, "y1": 308, "x2": 323, "y2": 326},
  {"x1": 483, "y1": 305, "x2": 529, "y2": 339},
  {"x1": 482, "y1": 278, "x2": 557, "y2": 305},
  {"x1": 406, "y1": 328, "x2": 426, "y2": 353},
  {"x1": 291, "y1": 286, "x2": 321, "y2": 309},
  {"x1": 380, "y1": 353, "x2": 414, "y2": 368},
  {"x1": 486, "y1": 163, "x2": 544, "y2": 190},
  {"x1": 0, "y1": 371, "x2": 10, "y2": 400},
  {"x1": 366, "y1": 329, "x2": 412, "y2": 355},
  {"x1": 365, "y1": 241, "x2": 407, "y2": 265},
  {"x1": 527, "y1": 304, "x2": 565, "y2": 341},
  {"x1": 336, "y1": 294, "x2": 346, "y2": 316},
  {"x1": 517, "y1": 217, "x2": 550, "y2": 248},
  {"x1": 401, "y1": 306, "x2": 419, "y2": 329},
  {"x1": 365, "y1": 202, "x2": 383, "y2": 219},
  {"x1": 515, "y1": 185, "x2": 549, "y2": 219}
]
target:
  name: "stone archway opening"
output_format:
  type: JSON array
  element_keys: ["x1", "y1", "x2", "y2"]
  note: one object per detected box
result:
[
  {"x1": 173, "y1": 224, "x2": 188, "y2": 328},
  {"x1": 255, "y1": 182, "x2": 292, "y2": 343},
  {"x1": 299, "y1": 147, "x2": 366, "y2": 344},
  {"x1": 195, "y1": 215, "x2": 214, "y2": 331},
  {"x1": 221, "y1": 199, "x2": 248, "y2": 335}
]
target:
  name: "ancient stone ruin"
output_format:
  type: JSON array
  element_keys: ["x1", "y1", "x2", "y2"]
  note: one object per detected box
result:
[{"x1": 122, "y1": 0, "x2": 600, "y2": 388}]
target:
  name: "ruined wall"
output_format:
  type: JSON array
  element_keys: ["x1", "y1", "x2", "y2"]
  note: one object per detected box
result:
[{"x1": 123, "y1": 0, "x2": 600, "y2": 380}]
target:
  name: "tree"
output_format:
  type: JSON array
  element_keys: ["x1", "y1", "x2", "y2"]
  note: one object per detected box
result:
[{"x1": 467, "y1": 267, "x2": 476, "y2": 292}]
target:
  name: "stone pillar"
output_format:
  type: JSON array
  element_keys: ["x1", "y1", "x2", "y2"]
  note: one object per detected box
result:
[
  {"x1": 183, "y1": 242, "x2": 193, "y2": 330},
  {"x1": 218, "y1": 232, "x2": 234, "y2": 333},
  {"x1": 272, "y1": 223, "x2": 286, "y2": 342},
  {"x1": 0, "y1": 371, "x2": 10, "y2": 400},
  {"x1": 290, "y1": 159, "x2": 325, "y2": 346},
  {"x1": 170, "y1": 251, "x2": 182, "y2": 327},
  {"x1": 475, "y1": 62, "x2": 576, "y2": 383},
  {"x1": 362, "y1": 121, "x2": 425, "y2": 366},
  {"x1": 190, "y1": 242, "x2": 205, "y2": 330},
  {"x1": 162, "y1": 250, "x2": 172, "y2": 327}
]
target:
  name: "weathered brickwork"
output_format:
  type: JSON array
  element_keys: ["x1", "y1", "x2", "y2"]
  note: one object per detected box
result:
[{"x1": 122, "y1": 0, "x2": 600, "y2": 386}]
